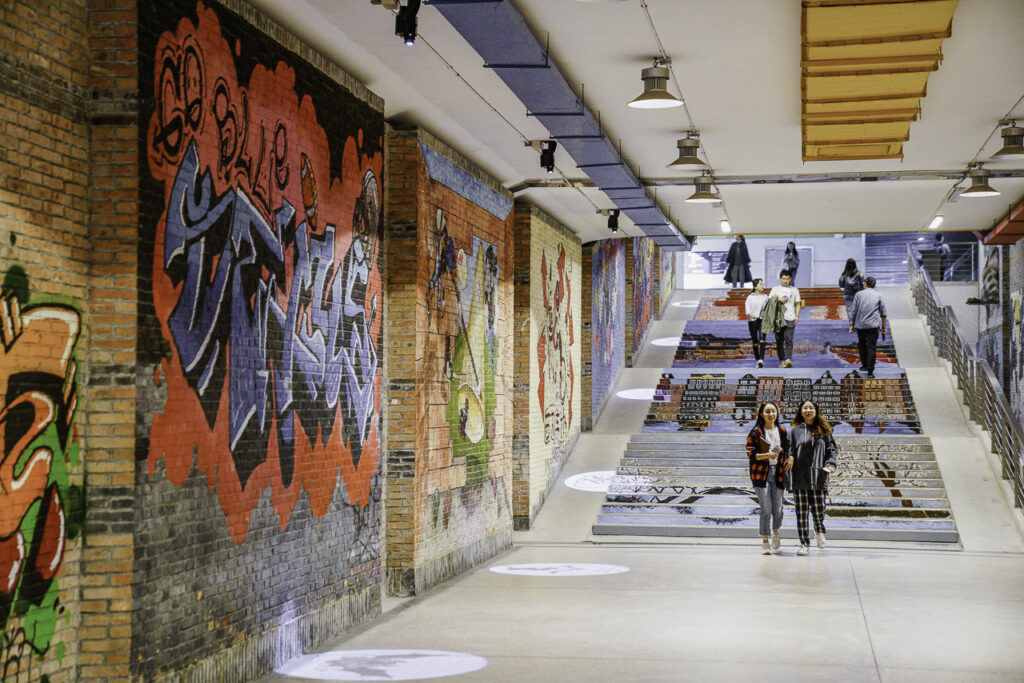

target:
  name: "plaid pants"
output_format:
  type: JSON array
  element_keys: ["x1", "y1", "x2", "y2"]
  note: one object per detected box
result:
[{"x1": 793, "y1": 490, "x2": 827, "y2": 546}]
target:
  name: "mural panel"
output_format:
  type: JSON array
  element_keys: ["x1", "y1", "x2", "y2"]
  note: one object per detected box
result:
[
  {"x1": 141, "y1": 1, "x2": 383, "y2": 542},
  {"x1": 537, "y1": 244, "x2": 575, "y2": 460},
  {"x1": 591, "y1": 240, "x2": 625, "y2": 420},
  {"x1": 632, "y1": 237, "x2": 654, "y2": 356},
  {"x1": 977, "y1": 246, "x2": 1003, "y2": 384},
  {"x1": 0, "y1": 270, "x2": 83, "y2": 677},
  {"x1": 660, "y1": 247, "x2": 675, "y2": 310}
]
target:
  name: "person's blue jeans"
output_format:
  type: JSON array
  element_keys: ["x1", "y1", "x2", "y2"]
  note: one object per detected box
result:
[{"x1": 755, "y1": 478, "x2": 784, "y2": 536}]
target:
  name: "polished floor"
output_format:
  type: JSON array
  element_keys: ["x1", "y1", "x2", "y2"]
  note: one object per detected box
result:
[{"x1": 262, "y1": 286, "x2": 1024, "y2": 683}]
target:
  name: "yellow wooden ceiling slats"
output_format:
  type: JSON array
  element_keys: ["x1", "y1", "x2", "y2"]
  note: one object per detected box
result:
[{"x1": 801, "y1": 0, "x2": 958, "y2": 161}]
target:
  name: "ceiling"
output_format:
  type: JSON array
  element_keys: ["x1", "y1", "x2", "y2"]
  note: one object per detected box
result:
[{"x1": 246, "y1": 0, "x2": 1024, "y2": 245}]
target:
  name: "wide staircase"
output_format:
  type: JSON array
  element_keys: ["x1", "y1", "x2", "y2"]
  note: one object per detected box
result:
[{"x1": 592, "y1": 287, "x2": 960, "y2": 545}]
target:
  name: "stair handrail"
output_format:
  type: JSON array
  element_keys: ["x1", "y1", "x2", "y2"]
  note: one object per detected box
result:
[{"x1": 907, "y1": 244, "x2": 1024, "y2": 508}]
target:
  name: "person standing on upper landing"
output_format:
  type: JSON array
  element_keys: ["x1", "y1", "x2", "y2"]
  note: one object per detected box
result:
[
  {"x1": 848, "y1": 276, "x2": 887, "y2": 378},
  {"x1": 838, "y1": 258, "x2": 863, "y2": 319},
  {"x1": 724, "y1": 234, "x2": 752, "y2": 289},
  {"x1": 782, "y1": 241, "x2": 800, "y2": 281}
]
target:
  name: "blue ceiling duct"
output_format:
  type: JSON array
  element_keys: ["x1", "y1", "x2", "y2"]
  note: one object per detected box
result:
[{"x1": 427, "y1": 0, "x2": 691, "y2": 250}]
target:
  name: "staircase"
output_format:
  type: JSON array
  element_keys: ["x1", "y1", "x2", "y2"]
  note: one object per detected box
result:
[{"x1": 593, "y1": 432, "x2": 958, "y2": 543}]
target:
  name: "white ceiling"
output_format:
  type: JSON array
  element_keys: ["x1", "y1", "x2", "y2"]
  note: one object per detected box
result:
[{"x1": 247, "y1": 0, "x2": 1024, "y2": 244}]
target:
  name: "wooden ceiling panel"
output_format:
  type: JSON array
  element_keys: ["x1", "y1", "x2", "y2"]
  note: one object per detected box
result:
[{"x1": 801, "y1": 0, "x2": 958, "y2": 161}]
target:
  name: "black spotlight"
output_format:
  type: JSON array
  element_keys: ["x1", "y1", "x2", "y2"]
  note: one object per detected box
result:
[
  {"x1": 539, "y1": 140, "x2": 557, "y2": 174},
  {"x1": 395, "y1": 0, "x2": 420, "y2": 46},
  {"x1": 607, "y1": 209, "x2": 620, "y2": 234}
]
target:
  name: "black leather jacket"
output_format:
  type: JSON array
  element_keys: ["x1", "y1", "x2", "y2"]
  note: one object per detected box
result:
[{"x1": 788, "y1": 424, "x2": 838, "y2": 491}]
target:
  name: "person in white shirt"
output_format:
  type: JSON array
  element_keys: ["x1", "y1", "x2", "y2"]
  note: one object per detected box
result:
[
  {"x1": 745, "y1": 278, "x2": 769, "y2": 368},
  {"x1": 768, "y1": 270, "x2": 801, "y2": 368}
]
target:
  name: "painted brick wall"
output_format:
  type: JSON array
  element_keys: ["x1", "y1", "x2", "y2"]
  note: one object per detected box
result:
[
  {"x1": 0, "y1": 1, "x2": 90, "y2": 680},
  {"x1": 629, "y1": 237, "x2": 655, "y2": 364},
  {"x1": 134, "y1": 1, "x2": 384, "y2": 678},
  {"x1": 385, "y1": 128, "x2": 513, "y2": 596},
  {"x1": 658, "y1": 246, "x2": 677, "y2": 317},
  {"x1": 511, "y1": 204, "x2": 581, "y2": 529},
  {"x1": 589, "y1": 238, "x2": 626, "y2": 425}
]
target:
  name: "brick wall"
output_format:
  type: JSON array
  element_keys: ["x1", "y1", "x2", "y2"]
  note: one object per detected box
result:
[
  {"x1": 656, "y1": 246, "x2": 677, "y2": 318},
  {"x1": 385, "y1": 128, "x2": 513, "y2": 596},
  {"x1": 511, "y1": 204, "x2": 581, "y2": 529},
  {"x1": 0, "y1": 1, "x2": 90, "y2": 680},
  {"x1": 626, "y1": 236, "x2": 655, "y2": 366},
  {"x1": 134, "y1": 0, "x2": 385, "y2": 678},
  {"x1": 588, "y1": 238, "x2": 626, "y2": 425}
]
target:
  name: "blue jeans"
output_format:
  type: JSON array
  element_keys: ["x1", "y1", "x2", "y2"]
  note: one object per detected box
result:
[{"x1": 755, "y1": 478, "x2": 784, "y2": 536}]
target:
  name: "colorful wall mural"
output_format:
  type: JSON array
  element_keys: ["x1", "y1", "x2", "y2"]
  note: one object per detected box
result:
[
  {"x1": 977, "y1": 246, "x2": 1003, "y2": 385},
  {"x1": 591, "y1": 239, "x2": 625, "y2": 421},
  {"x1": 632, "y1": 237, "x2": 655, "y2": 358},
  {"x1": 136, "y1": 0, "x2": 385, "y2": 675},
  {"x1": 0, "y1": 269, "x2": 83, "y2": 679},
  {"x1": 537, "y1": 244, "x2": 576, "y2": 461},
  {"x1": 660, "y1": 246, "x2": 676, "y2": 313}
]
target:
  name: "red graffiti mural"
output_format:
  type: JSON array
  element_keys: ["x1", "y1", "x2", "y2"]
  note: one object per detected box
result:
[
  {"x1": 537, "y1": 245, "x2": 575, "y2": 454},
  {"x1": 145, "y1": 2, "x2": 382, "y2": 543}
]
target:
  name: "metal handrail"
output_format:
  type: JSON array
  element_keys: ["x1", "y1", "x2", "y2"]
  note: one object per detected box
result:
[{"x1": 907, "y1": 245, "x2": 1024, "y2": 508}]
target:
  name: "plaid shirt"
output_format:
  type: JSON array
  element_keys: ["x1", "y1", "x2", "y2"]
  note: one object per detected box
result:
[{"x1": 746, "y1": 426, "x2": 789, "y2": 488}]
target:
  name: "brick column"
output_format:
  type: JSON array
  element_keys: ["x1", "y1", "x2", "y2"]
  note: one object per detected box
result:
[
  {"x1": 624, "y1": 238, "x2": 637, "y2": 367},
  {"x1": 511, "y1": 207, "x2": 532, "y2": 528},
  {"x1": 581, "y1": 243, "x2": 594, "y2": 431}
]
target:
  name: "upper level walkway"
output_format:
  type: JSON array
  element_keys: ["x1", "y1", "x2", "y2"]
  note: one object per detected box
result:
[{"x1": 263, "y1": 285, "x2": 1024, "y2": 683}]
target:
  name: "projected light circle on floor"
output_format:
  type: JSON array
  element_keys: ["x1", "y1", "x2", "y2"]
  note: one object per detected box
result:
[
  {"x1": 490, "y1": 563, "x2": 629, "y2": 576},
  {"x1": 651, "y1": 336, "x2": 683, "y2": 347},
  {"x1": 564, "y1": 470, "x2": 616, "y2": 492},
  {"x1": 673, "y1": 300, "x2": 700, "y2": 308},
  {"x1": 616, "y1": 388, "x2": 656, "y2": 400},
  {"x1": 275, "y1": 649, "x2": 488, "y2": 681}
]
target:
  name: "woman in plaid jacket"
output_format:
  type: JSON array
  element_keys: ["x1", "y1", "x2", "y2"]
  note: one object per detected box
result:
[
  {"x1": 745, "y1": 402, "x2": 793, "y2": 554},
  {"x1": 788, "y1": 400, "x2": 839, "y2": 556}
]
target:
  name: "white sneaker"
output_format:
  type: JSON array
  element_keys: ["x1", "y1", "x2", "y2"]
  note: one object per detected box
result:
[
  {"x1": 816, "y1": 532, "x2": 826, "y2": 549},
  {"x1": 771, "y1": 531, "x2": 780, "y2": 550},
  {"x1": 762, "y1": 540, "x2": 772, "y2": 555},
  {"x1": 782, "y1": 360, "x2": 793, "y2": 368},
  {"x1": 756, "y1": 360, "x2": 764, "y2": 368},
  {"x1": 797, "y1": 545, "x2": 809, "y2": 556}
]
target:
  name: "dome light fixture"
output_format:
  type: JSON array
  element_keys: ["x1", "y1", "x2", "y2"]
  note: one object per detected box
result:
[
  {"x1": 993, "y1": 121, "x2": 1024, "y2": 158},
  {"x1": 627, "y1": 59, "x2": 683, "y2": 109},
  {"x1": 667, "y1": 135, "x2": 707, "y2": 169},
  {"x1": 959, "y1": 167, "x2": 1000, "y2": 199},
  {"x1": 685, "y1": 173, "x2": 719, "y2": 203}
]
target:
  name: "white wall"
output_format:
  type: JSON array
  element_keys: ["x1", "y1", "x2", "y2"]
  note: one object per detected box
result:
[
  {"x1": 679, "y1": 234, "x2": 866, "y2": 289},
  {"x1": 934, "y1": 281, "x2": 980, "y2": 347}
]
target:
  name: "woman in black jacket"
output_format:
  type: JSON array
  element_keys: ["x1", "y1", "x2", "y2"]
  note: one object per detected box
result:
[
  {"x1": 724, "y1": 234, "x2": 752, "y2": 289},
  {"x1": 788, "y1": 399, "x2": 838, "y2": 555},
  {"x1": 745, "y1": 401, "x2": 793, "y2": 554},
  {"x1": 838, "y1": 258, "x2": 863, "y2": 318}
]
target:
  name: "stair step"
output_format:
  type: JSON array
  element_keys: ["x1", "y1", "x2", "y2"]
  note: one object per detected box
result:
[
  {"x1": 605, "y1": 494, "x2": 950, "y2": 509},
  {"x1": 599, "y1": 503, "x2": 952, "y2": 519},
  {"x1": 592, "y1": 523, "x2": 959, "y2": 543}
]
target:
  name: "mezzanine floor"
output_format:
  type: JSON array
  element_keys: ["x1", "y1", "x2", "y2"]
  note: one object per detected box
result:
[{"x1": 262, "y1": 286, "x2": 1024, "y2": 683}]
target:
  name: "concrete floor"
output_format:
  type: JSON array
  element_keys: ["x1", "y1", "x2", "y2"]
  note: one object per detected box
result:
[{"x1": 263, "y1": 286, "x2": 1024, "y2": 683}]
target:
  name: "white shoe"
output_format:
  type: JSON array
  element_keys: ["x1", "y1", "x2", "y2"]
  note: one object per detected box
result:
[
  {"x1": 782, "y1": 360, "x2": 793, "y2": 368},
  {"x1": 816, "y1": 532, "x2": 826, "y2": 549},
  {"x1": 797, "y1": 545, "x2": 809, "y2": 556},
  {"x1": 771, "y1": 531, "x2": 780, "y2": 550},
  {"x1": 762, "y1": 540, "x2": 772, "y2": 555},
  {"x1": 756, "y1": 360, "x2": 764, "y2": 368}
]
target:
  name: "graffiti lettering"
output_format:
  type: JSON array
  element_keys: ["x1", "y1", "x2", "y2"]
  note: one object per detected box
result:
[
  {"x1": 164, "y1": 142, "x2": 379, "y2": 485},
  {"x1": 152, "y1": 41, "x2": 205, "y2": 163},
  {"x1": 537, "y1": 245, "x2": 574, "y2": 453}
]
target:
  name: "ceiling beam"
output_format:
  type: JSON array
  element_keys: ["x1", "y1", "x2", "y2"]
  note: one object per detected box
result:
[
  {"x1": 804, "y1": 29, "x2": 951, "y2": 48},
  {"x1": 802, "y1": 54, "x2": 941, "y2": 68},
  {"x1": 983, "y1": 200, "x2": 1024, "y2": 245},
  {"x1": 803, "y1": 91, "x2": 926, "y2": 104},
  {"x1": 804, "y1": 115, "x2": 918, "y2": 125},
  {"x1": 804, "y1": 65, "x2": 937, "y2": 78},
  {"x1": 803, "y1": 108, "x2": 921, "y2": 119}
]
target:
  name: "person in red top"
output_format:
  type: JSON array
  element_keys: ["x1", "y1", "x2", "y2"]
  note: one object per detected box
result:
[{"x1": 745, "y1": 401, "x2": 794, "y2": 554}]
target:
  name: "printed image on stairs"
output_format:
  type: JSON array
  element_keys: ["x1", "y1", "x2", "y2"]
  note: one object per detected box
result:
[
  {"x1": 646, "y1": 369, "x2": 919, "y2": 435},
  {"x1": 694, "y1": 288, "x2": 850, "y2": 321}
]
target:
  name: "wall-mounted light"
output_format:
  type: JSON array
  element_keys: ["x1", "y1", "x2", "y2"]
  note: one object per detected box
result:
[
  {"x1": 993, "y1": 121, "x2": 1024, "y2": 158},
  {"x1": 539, "y1": 140, "x2": 557, "y2": 174},
  {"x1": 720, "y1": 219, "x2": 731, "y2": 233},
  {"x1": 685, "y1": 173, "x2": 718, "y2": 203},
  {"x1": 597, "y1": 209, "x2": 620, "y2": 234},
  {"x1": 960, "y1": 167, "x2": 1000, "y2": 198},
  {"x1": 627, "y1": 59, "x2": 683, "y2": 109},
  {"x1": 928, "y1": 215, "x2": 944, "y2": 230},
  {"x1": 394, "y1": 0, "x2": 420, "y2": 46}
]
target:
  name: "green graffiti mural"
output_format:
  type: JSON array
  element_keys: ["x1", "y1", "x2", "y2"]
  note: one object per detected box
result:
[{"x1": 1, "y1": 268, "x2": 83, "y2": 678}]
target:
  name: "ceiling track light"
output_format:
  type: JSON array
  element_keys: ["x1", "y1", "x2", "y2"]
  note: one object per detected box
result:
[
  {"x1": 928, "y1": 215, "x2": 944, "y2": 230},
  {"x1": 394, "y1": 0, "x2": 420, "y2": 46},
  {"x1": 668, "y1": 134, "x2": 707, "y2": 170},
  {"x1": 598, "y1": 208, "x2": 620, "y2": 234},
  {"x1": 960, "y1": 167, "x2": 1000, "y2": 198},
  {"x1": 685, "y1": 173, "x2": 719, "y2": 203},
  {"x1": 720, "y1": 219, "x2": 731, "y2": 233},
  {"x1": 536, "y1": 139, "x2": 557, "y2": 174},
  {"x1": 993, "y1": 121, "x2": 1024, "y2": 158},
  {"x1": 627, "y1": 58, "x2": 683, "y2": 109}
]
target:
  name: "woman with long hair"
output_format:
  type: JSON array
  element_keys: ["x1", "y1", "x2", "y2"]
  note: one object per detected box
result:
[
  {"x1": 788, "y1": 399, "x2": 838, "y2": 555},
  {"x1": 745, "y1": 278, "x2": 768, "y2": 368},
  {"x1": 745, "y1": 402, "x2": 792, "y2": 554},
  {"x1": 724, "y1": 234, "x2": 752, "y2": 289},
  {"x1": 782, "y1": 241, "x2": 800, "y2": 281},
  {"x1": 839, "y1": 258, "x2": 863, "y2": 318}
]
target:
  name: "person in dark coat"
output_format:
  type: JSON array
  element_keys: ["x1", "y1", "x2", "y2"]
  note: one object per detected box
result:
[
  {"x1": 788, "y1": 399, "x2": 838, "y2": 555},
  {"x1": 782, "y1": 241, "x2": 800, "y2": 281},
  {"x1": 724, "y1": 234, "x2": 752, "y2": 289}
]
